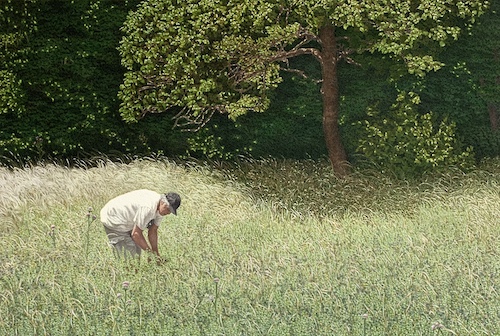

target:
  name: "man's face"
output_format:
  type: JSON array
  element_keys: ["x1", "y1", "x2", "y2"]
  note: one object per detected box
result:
[{"x1": 158, "y1": 201, "x2": 171, "y2": 216}]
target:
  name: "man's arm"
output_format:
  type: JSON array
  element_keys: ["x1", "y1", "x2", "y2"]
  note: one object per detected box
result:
[
  {"x1": 147, "y1": 224, "x2": 160, "y2": 256},
  {"x1": 131, "y1": 225, "x2": 153, "y2": 252}
]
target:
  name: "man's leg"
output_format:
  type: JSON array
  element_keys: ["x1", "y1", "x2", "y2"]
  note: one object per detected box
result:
[{"x1": 103, "y1": 225, "x2": 141, "y2": 258}]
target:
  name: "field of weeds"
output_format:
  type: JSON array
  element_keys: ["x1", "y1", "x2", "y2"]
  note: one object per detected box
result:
[{"x1": 0, "y1": 158, "x2": 498, "y2": 335}]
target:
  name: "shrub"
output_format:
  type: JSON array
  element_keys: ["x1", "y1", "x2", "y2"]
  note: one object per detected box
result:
[{"x1": 356, "y1": 92, "x2": 474, "y2": 178}]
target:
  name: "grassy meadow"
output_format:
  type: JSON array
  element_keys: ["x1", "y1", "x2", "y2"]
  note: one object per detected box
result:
[{"x1": 0, "y1": 157, "x2": 499, "y2": 335}]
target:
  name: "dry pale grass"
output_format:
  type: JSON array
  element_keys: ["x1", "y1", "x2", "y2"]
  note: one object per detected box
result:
[
  {"x1": 0, "y1": 157, "x2": 498, "y2": 335},
  {"x1": 0, "y1": 158, "x2": 255, "y2": 235}
]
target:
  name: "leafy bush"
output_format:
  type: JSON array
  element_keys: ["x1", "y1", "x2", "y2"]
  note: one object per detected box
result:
[
  {"x1": 463, "y1": 124, "x2": 500, "y2": 159},
  {"x1": 0, "y1": 70, "x2": 25, "y2": 116},
  {"x1": 0, "y1": 0, "x2": 151, "y2": 164},
  {"x1": 419, "y1": 1, "x2": 500, "y2": 159},
  {"x1": 356, "y1": 92, "x2": 474, "y2": 178}
]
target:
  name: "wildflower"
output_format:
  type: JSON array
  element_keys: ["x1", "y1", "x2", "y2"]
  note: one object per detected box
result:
[
  {"x1": 213, "y1": 278, "x2": 220, "y2": 283},
  {"x1": 126, "y1": 299, "x2": 132, "y2": 305},
  {"x1": 122, "y1": 281, "x2": 130, "y2": 289},
  {"x1": 117, "y1": 293, "x2": 122, "y2": 299},
  {"x1": 51, "y1": 225, "x2": 55, "y2": 230},
  {"x1": 86, "y1": 207, "x2": 97, "y2": 222},
  {"x1": 361, "y1": 313, "x2": 368, "y2": 319}
]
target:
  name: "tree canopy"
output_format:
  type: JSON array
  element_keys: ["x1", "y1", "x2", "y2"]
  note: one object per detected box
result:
[{"x1": 109, "y1": 0, "x2": 490, "y2": 174}]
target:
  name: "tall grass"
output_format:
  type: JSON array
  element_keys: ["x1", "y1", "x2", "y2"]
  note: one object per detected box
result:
[{"x1": 0, "y1": 157, "x2": 498, "y2": 335}]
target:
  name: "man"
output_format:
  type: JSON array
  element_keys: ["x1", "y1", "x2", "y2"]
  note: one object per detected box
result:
[{"x1": 100, "y1": 189, "x2": 181, "y2": 259}]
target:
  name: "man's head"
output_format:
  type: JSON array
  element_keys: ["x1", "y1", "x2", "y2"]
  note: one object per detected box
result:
[{"x1": 159, "y1": 192, "x2": 181, "y2": 216}]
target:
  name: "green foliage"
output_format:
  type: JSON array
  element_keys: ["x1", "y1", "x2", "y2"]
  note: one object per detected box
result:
[
  {"x1": 119, "y1": 0, "x2": 490, "y2": 124},
  {"x1": 0, "y1": 70, "x2": 25, "y2": 115},
  {"x1": 238, "y1": 65, "x2": 326, "y2": 159},
  {"x1": 419, "y1": 0, "x2": 500, "y2": 159},
  {"x1": 337, "y1": 54, "x2": 400, "y2": 160},
  {"x1": 0, "y1": 0, "x2": 38, "y2": 50},
  {"x1": 185, "y1": 124, "x2": 235, "y2": 160},
  {"x1": 464, "y1": 124, "x2": 500, "y2": 159},
  {"x1": 118, "y1": 0, "x2": 489, "y2": 173},
  {"x1": 356, "y1": 92, "x2": 474, "y2": 178},
  {"x1": 0, "y1": 0, "x2": 36, "y2": 119},
  {"x1": 177, "y1": 56, "x2": 327, "y2": 160},
  {"x1": 118, "y1": 0, "x2": 286, "y2": 126},
  {"x1": 0, "y1": 0, "x2": 158, "y2": 163},
  {"x1": 0, "y1": 0, "x2": 496, "y2": 174}
]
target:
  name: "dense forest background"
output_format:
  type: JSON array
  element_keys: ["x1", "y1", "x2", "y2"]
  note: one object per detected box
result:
[{"x1": 1, "y1": 0, "x2": 498, "y2": 175}]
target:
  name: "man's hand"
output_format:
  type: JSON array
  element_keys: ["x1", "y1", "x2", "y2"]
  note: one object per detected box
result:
[
  {"x1": 145, "y1": 250, "x2": 164, "y2": 265},
  {"x1": 132, "y1": 224, "x2": 161, "y2": 261}
]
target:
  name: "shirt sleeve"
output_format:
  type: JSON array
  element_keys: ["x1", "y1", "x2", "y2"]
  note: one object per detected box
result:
[
  {"x1": 153, "y1": 214, "x2": 163, "y2": 227},
  {"x1": 134, "y1": 206, "x2": 155, "y2": 230}
]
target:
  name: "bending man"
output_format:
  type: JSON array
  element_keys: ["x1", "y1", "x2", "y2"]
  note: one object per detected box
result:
[{"x1": 100, "y1": 189, "x2": 181, "y2": 258}]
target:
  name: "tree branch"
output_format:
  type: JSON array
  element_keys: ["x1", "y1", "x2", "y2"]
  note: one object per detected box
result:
[
  {"x1": 270, "y1": 47, "x2": 322, "y2": 63},
  {"x1": 172, "y1": 106, "x2": 217, "y2": 131}
]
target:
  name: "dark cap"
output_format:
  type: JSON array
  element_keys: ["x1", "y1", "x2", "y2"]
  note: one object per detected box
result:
[{"x1": 165, "y1": 192, "x2": 181, "y2": 215}]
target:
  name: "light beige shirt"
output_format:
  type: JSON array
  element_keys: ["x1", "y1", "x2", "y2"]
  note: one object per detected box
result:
[{"x1": 100, "y1": 189, "x2": 163, "y2": 232}]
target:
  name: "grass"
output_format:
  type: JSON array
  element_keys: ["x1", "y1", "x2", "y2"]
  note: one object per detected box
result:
[{"x1": 0, "y1": 157, "x2": 498, "y2": 335}]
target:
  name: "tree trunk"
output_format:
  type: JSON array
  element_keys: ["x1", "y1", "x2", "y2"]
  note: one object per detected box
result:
[{"x1": 318, "y1": 25, "x2": 350, "y2": 176}]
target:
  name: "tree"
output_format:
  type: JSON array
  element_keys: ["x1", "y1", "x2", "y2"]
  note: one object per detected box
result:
[{"x1": 119, "y1": 0, "x2": 489, "y2": 176}]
